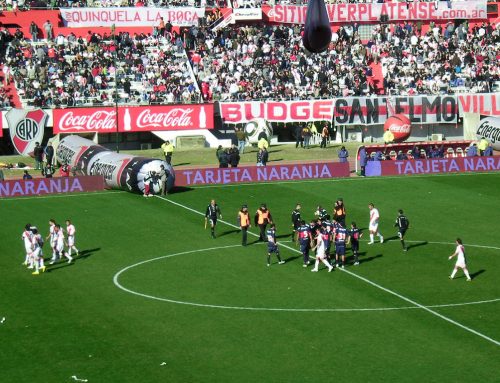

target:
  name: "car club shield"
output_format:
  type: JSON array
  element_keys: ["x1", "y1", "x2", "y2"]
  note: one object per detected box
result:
[{"x1": 6, "y1": 109, "x2": 47, "y2": 155}]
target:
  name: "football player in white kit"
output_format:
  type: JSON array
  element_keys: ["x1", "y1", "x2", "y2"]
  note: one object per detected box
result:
[
  {"x1": 30, "y1": 227, "x2": 46, "y2": 275},
  {"x1": 54, "y1": 225, "x2": 73, "y2": 264},
  {"x1": 22, "y1": 224, "x2": 33, "y2": 268},
  {"x1": 368, "y1": 203, "x2": 383, "y2": 244},
  {"x1": 46, "y1": 219, "x2": 58, "y2": 264},
  {"x1": 448, "y1": 238, "x2": 472, "y2": 281},
  {"x1": 65, "y1": 219, "x2": 79, "y2": 257},
  {"x1": 310, "y1": 228, "x2": 334, "y2": 272}
]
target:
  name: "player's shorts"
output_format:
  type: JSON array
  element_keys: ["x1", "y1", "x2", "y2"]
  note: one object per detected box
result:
[
  {"x1": 209, "y1": 218, "x2": 217, "y2": 226},
  {"x1": 268, "y1": 244, "x2": 278, "y2": 254},
  {"x1": 456, "y1": 255, "x2": 466, "y2": 268},
  {"x1": 300, "y1": 240, "x2": 310, "y2": 253},
  {"x1": 25, "y1": 245, "x2": 32, "y2": 254},
  {"x1": 335, "y1": 243, "x2": 346, "y2": 255},
  {"x1": 369, "y1": 223, "x2": 378, "y2": 232},
  {"x1": 351, "y1": 241, "x2": 359, "y2": 252},
  {"x1": 398, "y1": 229, "x2": 407, "y2": 239},
  {"x1": 56, "y1": 243, "x2": 64, "y2": 252},
  {"x1": 31, "y1": 248, "x2": 41, "y2": 259},
  {"x1": 68, "y1": 235, "x2": 75, "y2": 246}
]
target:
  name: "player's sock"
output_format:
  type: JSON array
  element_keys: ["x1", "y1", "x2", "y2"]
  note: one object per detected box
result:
[
  {"x1": 450, "y1": 269, "x2": 457, "y2": 279},
  {"x1": 39, "y1": 258, "x2": 44, "y2": 268},
  {"x1": 321, "y1": 258, "x2": 331, "y2": 268},
  {"x1": 267, "y1": 254, "x2": 271, "y2": 265},
  {"x1": 24, "y1": 254, "x2": 30, "y2": 265},
  {"x1": 34, "y1": 261, "x2": 39, "y2": 272},
  {"x1": 276, "y1": 253, "x2": 283, "y2": 263},
  {"x1": 74, "y1": 247, "x2": 79, "y2": 255},
  {"x1": 211, "y1": 227, "x2": 215, "y2": 237},
  {"x1": 68, "y1": 248, "x2": 72, "y2": 256},
  {"x1": 314, "y1": 259, "x2": 320, "y2": 270},
  {"x1": 64, "y1": 252, "x2": 73, "y2": 262},
  {"x1": 370, "y1": 234, "x2": 374, "y2": 242},
  {"x1": 464, "y1": 269, "x2": 472, "y2": 280}
]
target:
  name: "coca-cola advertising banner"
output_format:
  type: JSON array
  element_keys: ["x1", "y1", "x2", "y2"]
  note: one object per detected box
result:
[
  {"x1": 0, "y1": 176, "x2": 106, "y2": 198},
  {"x1": 60, "y1": 7, "x2": 205, "y2": 27},
  {"x1": 220, "y1": 95, "x2": 459, "y2": 125},
  {"x1": 365, "y1": 156, "x2": 500, "y2": 177},
  {"x1": 53, "y1": 104, "x2": 214, "y2": 134},
  {"x1": 175, "y1": 161, "x2": 350, "y2": 186},
  {"x1": 264, "y1": 1, "x2": 487, "y2": 24}
]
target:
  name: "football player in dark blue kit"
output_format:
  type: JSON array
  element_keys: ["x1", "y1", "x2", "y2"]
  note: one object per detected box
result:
[
  {"x1": 315, "y1": 205, "x2": 329, "y2": 222},
  {"x1": 335, "y1": 224, "x2": 350, "y2": 268},
  {"x1": 266, "y1": 224, "x2": 285, "y2": 267},
  {"x1": 394, "y1": 209, "x2": 410, "y2": 251},
  {"x1": 297, "y1": 220, "x2": 313, "y2": 267},
  {"x1": 348, "y1": 222, "x2": 363, "y2": 265},
  {"x1": 291, "y1": 203, "x2": 302, "y2": 242}
]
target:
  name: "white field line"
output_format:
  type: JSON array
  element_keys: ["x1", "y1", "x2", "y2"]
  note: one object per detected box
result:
[
  {"x1": 155, "y1": 195, "x2": 500, "y2": 347},
  {"x1": 113, "y1": 245, "x2": 500, "y2": 312}
]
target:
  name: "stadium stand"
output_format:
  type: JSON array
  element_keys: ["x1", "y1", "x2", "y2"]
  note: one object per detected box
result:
[{"x1": 0, "y1": 1, "x2": 498, "y2": 108}]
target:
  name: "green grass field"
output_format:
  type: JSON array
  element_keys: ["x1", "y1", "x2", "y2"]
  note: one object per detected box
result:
[{"x1": 1, "y1": 173, "x2": 499, "y2": 382}]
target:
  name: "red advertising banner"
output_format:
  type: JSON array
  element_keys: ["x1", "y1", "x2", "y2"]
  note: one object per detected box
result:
[
  {"x1": 365, "y1": 156, "x2": 500, "y2": 177},
  {"x1": 219, "y1": 96, "x2": 457, "y2": 125},
  {"x1": 457, "y1": 93, "x2": 500, "y2": 117},
  {"x1": 53, "y1": 104, "x2": 214, "y2": 134},
  {"x1": 0, "y1": 175, "x2": 106, "y2": 198},
  {"x1": 264, "y1": 1, "x2": 487, "y2": 24},
  {"x1": 175, "y1": 161, "x2": 350, "y2": 186}
]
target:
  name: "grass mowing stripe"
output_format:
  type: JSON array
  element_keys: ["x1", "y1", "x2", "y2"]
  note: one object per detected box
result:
[
  {"x1": 0, "y1": 190, "x2": 124, "y2": 201},
  {"x1": 156, "y1": 195, "x2": 500, "y2": 347}
]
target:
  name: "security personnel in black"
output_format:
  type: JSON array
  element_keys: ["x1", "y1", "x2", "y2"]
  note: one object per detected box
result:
[
  {"x1": 255, "y1": 203, "x2": 272, "y2": 241},
  {"x1": 238, "y1": 205, "x2": 251, "y2": 246},
  {"x1": 316, "y1": 205, "x2": 330, "y2": 222},
  {"x1": 205, "y1": 199, "x2": 222, "y2": 238},
  {"x1": 395, "y1": 209, "x2": 410, "y2": 251},
  {"x1": 291, "y1": 203, "x2": 302, "y2": 241},
  {"x1": 333, "y1": 198, "x2": 346, "y2": 228}
]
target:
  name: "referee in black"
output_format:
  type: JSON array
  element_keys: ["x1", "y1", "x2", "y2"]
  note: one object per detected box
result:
[
  {"x1": 395, "y1": 209, "x2": 410, "y2": 251},
  {"x1": 205, "y1": 199, "x2": 222, "y2": 238},
  {"x1": 291, "y1": 203, "x2": 301, "y2": 242}
]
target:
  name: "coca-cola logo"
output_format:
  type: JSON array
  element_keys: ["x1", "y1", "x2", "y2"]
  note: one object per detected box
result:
[
  {"x1": 58, "y1": 111, "x2": 116, "y2": 132},
  {"x1": 137, "y1": 108, "x2": 194, "y2": 129},
  {"x1": 388, "y1": 123, "x2": 411, "y2": 134}
]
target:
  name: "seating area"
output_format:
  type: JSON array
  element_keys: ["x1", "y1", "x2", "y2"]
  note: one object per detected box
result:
[{"x1": 3, "y1": 31, "x2": 202, "y2": 108}]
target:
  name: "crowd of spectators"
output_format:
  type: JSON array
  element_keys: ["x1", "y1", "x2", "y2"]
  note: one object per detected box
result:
[
  {"x1": 0, "y1": 9, "x2": 499, "y2": 108},
  {"x1": 0, "y1": 26, "x2": 201, "y2": 108},
  {"x1": 379, "y1": 21, "x2": 500, "y2": 95}
]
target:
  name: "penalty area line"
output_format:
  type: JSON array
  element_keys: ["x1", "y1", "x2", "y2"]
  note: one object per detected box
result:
[{"x1": 155, "y1": 195, "x2": 500, "y2": 347}]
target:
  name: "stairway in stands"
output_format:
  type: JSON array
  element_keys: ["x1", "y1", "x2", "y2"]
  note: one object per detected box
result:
[
  {"x1": 369, "y1": 61, "x2": 385, "y2": 95},
  {"x1": 0, "y1": 66, "x2": 22, "y2": 108}
]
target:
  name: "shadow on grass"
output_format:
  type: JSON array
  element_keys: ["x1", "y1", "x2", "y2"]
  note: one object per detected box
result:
[
  {"x1": 277, "y1": 234, "x2": 293, "y2": 239},
  {"x1": 174, "y1": 162, "x2": 191, "y2": 166},
  {"x1": 406, "y1": 241, "x2": 428, "y2": 250},
  {"x1": 171, "y1": 186, "x2": 195, "y2": 194},
  {"x1": 284, "y1": 255, "x2": 302, "y2": 262},
  {"x1": 469, "y1": 269, "x2": 485, "y2": 280},
  {"x1": 217, "y1": 229, "x2": 240, "y2": 237},
  {"x1": 359, "y1": 254, "x2": 383, "y2": 264},
  {"x1": 46, "y1": 247, "x2": 100, "y2": 272},
  {"x1": 78, "y1": 248, "x2": 101, "y2": 260}
]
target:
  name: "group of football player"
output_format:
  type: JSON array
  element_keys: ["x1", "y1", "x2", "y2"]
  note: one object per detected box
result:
[{"x1": 21, "y1": 219, "x2": 79, "y2": 275}]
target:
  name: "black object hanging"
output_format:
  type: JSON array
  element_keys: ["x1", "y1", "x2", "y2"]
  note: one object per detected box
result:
[{"x1": 303, "y1": 0, "x2": 332, "y2": 54}]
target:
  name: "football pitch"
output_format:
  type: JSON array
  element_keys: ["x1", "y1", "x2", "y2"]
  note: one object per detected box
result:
[{"x1": 1, "y1": 173, "x2": 499, "y2": 382}]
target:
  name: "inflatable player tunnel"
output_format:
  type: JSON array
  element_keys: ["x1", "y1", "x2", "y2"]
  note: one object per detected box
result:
[{"x1": 56, "y1": 135, "x2": 175, "y2": 194}]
